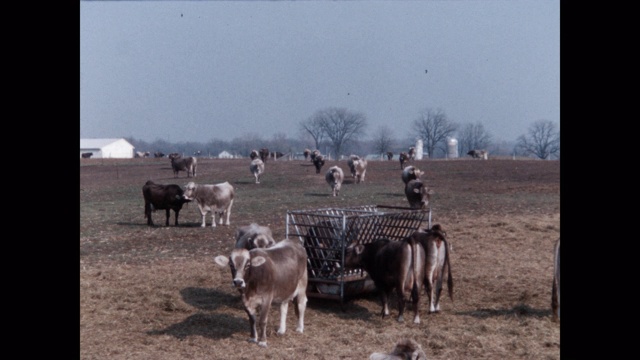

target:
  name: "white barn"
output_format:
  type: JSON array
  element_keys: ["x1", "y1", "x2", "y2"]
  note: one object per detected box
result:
[{"x1": 80, "y1": 138, "x2": 135, "y2": 159}]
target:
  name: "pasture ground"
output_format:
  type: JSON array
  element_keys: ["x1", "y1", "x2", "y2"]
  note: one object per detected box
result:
[{"x1": 80, "y1": 157, "x2": 560, "y2": 359}]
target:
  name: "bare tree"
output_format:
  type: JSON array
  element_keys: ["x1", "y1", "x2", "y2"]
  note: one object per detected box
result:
[
  {"x1": 315, "y1": 107, "x2": 368, "y2": 159},
  {"x1": 458, "y1": 122, "x2": 492, "y2": 155},
  {"x1": 411, "y1": 108, "x2": 457, "y2": 158},
  {"x1": 514, "y1": 120, "x2": 560, "y2": 159},
  {"x1": 298, "y1": 114, "x2": 327, "y2": 150},
  {"x1": 371, "y1": 125, "x2": 396, "y2": 157}
]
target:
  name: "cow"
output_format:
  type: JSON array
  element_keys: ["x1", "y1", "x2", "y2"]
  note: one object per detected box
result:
[
  {"x1": 235, "y1": 223, "x2": 276, "y2": 250},
  {"x1": 409, "y1": 224, "x2": 454, "y2": 314},
  {"x1": 168, "y1": 153, "x2": 181, "y2": 159},
  {"x1": 408, "y1": 147, "x2": 416, "y2": 160},
  {"x1": 309, "y1": 149, "x2": 321, "y2": 162},
  {"x1": 135, "y1": 151, "x2": 150, "y2": 158},
  {"x1": 250, "y1": 150, "x2": 260, "y2": 160},
  {"x1": 170, "y1": 156, "x2": 197, "y2": 178},
  {"x1": 303, "y1": 149, "x2": 311, "y2": 160},
  {"x1": 347, "y1": 155, "x2": 361, "y2": 179},
  {"x1": 353, "y1": 158, "x2": 368, "y2": 184},
  {"x1": 313, "y1": 154, "x2": 325, "y2": 174},
  {"x1": 404, "y1": 179, "x2": 434, "y2": 210},
  {"x1": 325, "y1": 166, "x2": 344, "y2": 197},
  {"x1": 401, "y1": 165, "x2": 424, "y2": 185},
  {"x1": 399, "y1": 152, "x2": 410, "y2": 170},
  {"x1": 344, "y1": 236, "x2": 425, "y2": 323},
  {"x1": 467, "y1": 149, "x2": 488, "y2": 160},
  {"x1": 214, "y1": 238, "x2": 308, "y2": 348},
  {"x1": 81, "y1": 152, "x2": 92, "y2": 159},
  {"x1": 551, "y1": 238, "x2": 560, "y2": 322},
  {"x1": 259, "y1": 148, "x2": 269, "y2": 162},
  {"x1": 142, "y1": 180, "x2": 190, "y2": 226},
  {"x1": 183, "y1": 181, "x2": 234, "y2": 227},
  {"x1": 249, "y1": 158, "x2": 265, "y2": 184},
  {"x1": 369, "y1": 339, "x2": 428, "y2": 360},
  {"x1": 154, "y1": 151, "x2": 165, "y2": 158},
  {"x1": 193, "y1": 150, "x2": 202, "y2": 156},
  {"x1": 386, "y1": 152, "x2": 393, "y2": 161}
]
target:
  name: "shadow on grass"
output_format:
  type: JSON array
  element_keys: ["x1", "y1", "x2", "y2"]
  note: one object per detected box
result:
[
  {"x1": 116, "y1": 221, "x2": 207, "y2": 228},
  {"x1": 456, "y1": 304, "x2": 552, "y2": 319},
  {"x1": 306, "y1": 292, "x2": 377, "y2": 321},
  {"x1": 146, "y1": 312, "x2": 244, "y2": 340},
  {"x1": 304, "y1": 193, "x2": 331, "y2": 197},
  {"x1": 180, "y1": 287, "x2": 239, "y2": 311}
]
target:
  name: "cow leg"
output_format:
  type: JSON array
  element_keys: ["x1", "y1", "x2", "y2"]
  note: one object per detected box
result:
[
  {"x1": 245, "y1": 307, "x2": 259, "y2": 344},
  {"x1": 211, "y1": 211, "x2": 217, "y2": 227},
  {"x1": 257, "y1": 301, "x2": 271, "y2": 347},
  {"x1": 294, "y1": 286, "x2": 307, "y2": 333},
  {"x1": 165, "y1": 209, "x2": 171, "y2": 226},
  {"x1": 145, "y1": 202, "x2": 154, "y2": 226},
  {"x1": 396, "y1": 287, "x2": 406, "y2": 322},
  {"x1": 200, "y1": 210, "x2": 207, "y2": 228},
  {"x1": 173, "y1": 209, "x2": 180, "y2": 226},
  {"x1": 411, "y1": 282, "x2": 421, "y2": 324},
  {"x1": 223, "y1": 200, "x2": 233, "y2": 225},
  {"x1": 277, "y1": 301, "x2": 288, "y2": 335},
  {"x1": 379, "y1": 291, "x2": 391, "y2": 318}
]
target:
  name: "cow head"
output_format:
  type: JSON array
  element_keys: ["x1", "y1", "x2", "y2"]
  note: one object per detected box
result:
[
  {"x1": 214, "y1": 248, "x2": 267, "y2": 291},
  {"x1": 183, "y1": 182, "x2": 197, "y2": 200},
  {"x1": 405, "y1": 180, "x2": 434, "y2": 209}
]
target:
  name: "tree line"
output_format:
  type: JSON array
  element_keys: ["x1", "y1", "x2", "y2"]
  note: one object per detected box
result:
[{"x1": 127, "y1": 107, "x2": 559, "y2": 160}]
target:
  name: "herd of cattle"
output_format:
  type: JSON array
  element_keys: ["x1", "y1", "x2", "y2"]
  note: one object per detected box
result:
[{"x1": 137, "y1": 146, "x2": 558, "y2": 351}]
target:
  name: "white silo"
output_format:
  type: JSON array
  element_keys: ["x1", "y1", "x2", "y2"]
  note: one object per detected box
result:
[
  {"x1": 447, "y1": 138, "x2": 459, "y2": 158},
  {"x1": 415, "y1": 139, "x2": 424, "y2": 160}
]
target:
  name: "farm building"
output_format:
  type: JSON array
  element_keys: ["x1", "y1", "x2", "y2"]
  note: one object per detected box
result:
[
  {"x1": 217, "y1": 150, "x2": 236, "y2": 159},
  {"x1": 80, "y1": 138, "x2": 135, "y2": 159}
]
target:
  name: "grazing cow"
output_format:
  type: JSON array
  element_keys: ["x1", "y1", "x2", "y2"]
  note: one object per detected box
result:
[
  {"x1": 214, "y1": 238, "x2": 308, "y2": 348},
  {"x1": 250, "y1": 150, "x2": 260, "y2": 160},
  {"x1": 386, "y1": 152, "x2": 393, "y2": 161},
  {"x1": 353, "y1": 158, "x2": 368, "y2": 184},
  {"x1": 313, "y1": 154, "x2": 325, "y2": 174},
  {"x1": 399, "y1": 152, "x2": 410, "y2": 170},
  {"x1": 168, "y1": 153, "x2": 181, "y2": 159},
  {"x1": 250, "y1": 158, "x2": 265, "y2": 184},
  {"x1": 405, "y1": 179, "x2": 433, "y2": 210},
  {"x1": 410, "y1": 224, "x2": 453, "y2": 314},
  {"x1": 309, "y1": 149, "x2": 321, "y2": 162},
  {"x1": 467, "y1": 149, "x2": 488, "y2": 160},
  {"x1": 347, "y1": 155, "x2": 361, "y2": 179},
  {"x1": 142, "y1": 180, "x2": 190, "y2": 226},
  {"x1": 344, "y1": 237, "x2": 425, "y2": 323},
  {"x1": 259, "y1": 148, "x2": 269, "y2": 162},
  {"x1": 154, "y1": 151, "x2": 165, "y2": 158},
  {"x1": 408, "y1": 147, "x2": 416, "y2": 160},
  {"x1": 235, "y1": 223, "x2": 276, "y2": 250},
  {"x1": 369, "y1": 339, "x2": 427, "y2": 360},
  {"x1": 135, "y1": 151, "x2": 150, "y2": 158},
  {"x1": 171, "y1": 156, "x2": 197, "y2": 178},
  {"x1": 81, "y1": 152, "x2": 92, "y2": 159},
  {"x1": 401, "y1": 165, "x2": 424, "y2": 185},
  {"x1": 325, "y1": 166, "x2": 344, "y2": 197},
  {"x1": 183, "y1": 181, "x2": 234, "y2": 227},
  {"x1": 551, "y1": 238, "x2": 560, "y2": 321},
  {"x1": 303, "y1": 149, "x2": 311, "y2": 160}
]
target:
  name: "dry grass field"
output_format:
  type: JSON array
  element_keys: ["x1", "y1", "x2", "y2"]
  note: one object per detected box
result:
[{"x1": 80, "y1": 156, "x2": 560, "y2": 359}]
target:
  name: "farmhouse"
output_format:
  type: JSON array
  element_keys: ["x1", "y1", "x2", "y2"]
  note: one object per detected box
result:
[
  {"x1": 80, "y1": 138, "x2": 135, "y2": 159},
  {"x1": 217, "y1": 150, "x2": 237, "y2": 159}
]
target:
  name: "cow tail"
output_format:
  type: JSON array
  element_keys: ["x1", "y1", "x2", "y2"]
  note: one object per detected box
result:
[{"x1": 443, "y1": 238, "x2": 453, "y2": 301}]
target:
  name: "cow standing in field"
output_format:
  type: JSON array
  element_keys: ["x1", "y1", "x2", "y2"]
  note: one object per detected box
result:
[
  {"x1": 250, "y1": 150, "x2": 259, "y2": 160},
  {"x1": 408, "y1": 147, "x2": 416, "y2": 160},
  {"x1": 399, "y1": 152, "x2": 410, "y2": 170},
  {"x1": 214, "y1": 238, "x2": 308, "y2": 348},
  {"x1": 171, "y1": 156, "x2": 197, "y2": 178},
  {"x1": 81, "y1": 152, "x2": 92, "y2": 159},
  {"x1": 235, "y1": 223, "x2": 276, "y2": 250},
  {"x1": 552, "y1": 238, "x2": 560, "y2": 321},
  {"x1": 250, "y1": 158, "x2": 265, "y2": 184},
  {"x1": 344, "y1": 236, "x2": 425, "y2": 323},
  {"x1": 313, "y1": 154, "x2": 325, "y2": 174},
  {"x1": 467, "y1": 149, "x2": 488, "y2": 160},
  {"x1": 410, "y1": 224, "x2": 453, "y2": 314},
  {"x1": 369, "y1": 339, "x2": 428, "y2": 360},
  {"x1": 386, "y1": 152, "x2": 393, "y2": 161},
  {"x1": 401, "y1": 165, "x2": 424, "y2": 185},
  {"x1": 303, "y1": 149, "x2": 311, "y2": 160},
  {"x1": 404, "y1": 179, "x2": 433, "y2": 209},
  {"x1": 142, "y1": 180, "x2": 190, "y2": 226},
  {"x1": 259, "y1": 148, "x2": 269, "y2": 162},
  {"x1": 154, "y1": 151, "x2": 165, "y2": 158},
  {"x1": 309, "y1": 149, "x2": 321, "y2": 162},
  {"x1": 183, "y1": 181, "x2": 234, "y2": 227},
  {"x1": 347, "y1": 155, "x2": 361, "y2": 179},
  {"x1": 353, "y1": 158, "x2": 368, "y2": 183},
  {"x1": 325, "y1": 166, "x2": 344, "y2": 197},
  {"x1": 135, "y1": 151, "x2": 150, "y2": 158}
]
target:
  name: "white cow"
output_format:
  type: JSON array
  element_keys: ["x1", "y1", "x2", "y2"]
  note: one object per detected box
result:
[
  {"x1": 325, "y1": 166, "x2": 344, "y2": 197},
  {"x1": 183, "y1": 181, "x2": 234, "y2": 227},
  {"x1": 250, "y1": 158, "x2": 265, "y2": 184}
]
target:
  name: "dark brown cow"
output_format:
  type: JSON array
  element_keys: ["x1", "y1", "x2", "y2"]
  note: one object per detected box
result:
[
  {"x1": 404, "y1": 179, "x2": 433, "y2": 209},
  {"x1": 214, "y1": 238, "x2": 308, "y2": 348},
  {"x1": 303, "y1": 149, "x2": 311, "y2": 160},
  {"x1": 386, "y1": 151, "x2": 393, "y2": 161},
  {"x1": 170, "y1": 156, "x2": 197, "y2": 178},
  {"x1": 259, "y1": 148, "x2": 269, "y2": 162},
  {"x1": 250, "y1": 150, "x2": 259, "y2": 160},
  {"x1": 401, "y1": 165, "x2": 424, "y2": 185},
  {"x1": 399, "y1": 152, "x2": 410, "y2": 169},
  {"x1": 344, "y1": 237, "x2": 425, "y2": 323},
  {"x1": 410, "y1": 224, "x2": 453, "y2": 314},
  {"x1": 235, "y1": 223, "x2": 276, "y2": 250},
  {"x1": 81, "y1": 152, "x2": 93, "y2": 159},
  {"x1": 142, "y1": 180, "x2": 190, "y2": 226},
  {"x1": 154, "y1": 151, "x2": 165, "y2": 158},
  {"x1": 551, "y1": 238, "x2": 560, "y2": 321},
  {"x1": 183, "y1": 181, "x2": 234, "y2": 227},
  {"x1": 408, "y1": 147, "x2": 416, "y2": 160},
  {"x1": 325, "y1": 165, "x2": 344, "y2": 197},
  {"x1": 309, "y1": 149, "x2": 321, "y2": 162},
  {"x1": 313, "y1": 154, "x2": 325, "y2": 174},
  {"x1": 467, "y1": 149, "x2": 488, "y2": 160},
  {"x1": 369, "y1": 339, "x2": 428, "y2": 360}
]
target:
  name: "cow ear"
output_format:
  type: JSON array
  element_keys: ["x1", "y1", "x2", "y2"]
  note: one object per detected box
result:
[
  {"x1": 354, "y1": 244, "x2": 365, "y2": 255},
  {"x1": 251, "y1": 256, "x2": 266, "y2": 267},
  {"x1": 413, "y1": 188, "x2": 420, "y2": 194},
  {"x1": 214, "y1": 255, "x2": 229, "y2": 267}
]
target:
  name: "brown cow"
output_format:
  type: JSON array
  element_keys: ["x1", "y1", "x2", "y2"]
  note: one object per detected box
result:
[
  {"x1": 353, "y1": 158, "x2": 368, "y2": 183},
  {"x1": 369, "y1": 339, "x2": 428, "y2": 360},
  {"x1": 142, "y1": 180, "x2": 190, "y2": 226},
  {"x1": 344, "y1": 237, "x2": 425, "y2": 323},
  {"x1": 408, "y1": 147, "x2": 416, "y2": 160},
  {"x1": 401, "y1": 165, "x2": 424, "y2": 185},
  {"x1": 81, "y1": 152, "x2": 93, "y2": 159},
  {"x1": 325, "y1": 165, "x2": 344, "y2": 197},
  {"x1": 235, "y1": 223, "x2": 276, "y2": 250},
  {"x1": 404, "y1": 179, "x2": 433, "y2": 209},
  {"x1": 347, "y1": 155, "x2": 361, "y2": 179},
  {"x1": 313, "y1": 154, "x2": 325, "y2": 174},
  {"x1": 551, "y1": 238, "x2": 560, "y2": 321},
  {"x1": 303, "y1": 149, "x2": 311, "y2": 160},
  {"x1": 183, "y1": 181, "x2": 234, "y2": 227},
  {"x1": 410, "y1": 224, "x2": 454, "y2": 314},
  {"x1": 399, "y1": 152, "x2": 410, "y2": 170},
  {"x1": 467, "y1": 149, "x2": 488, "y2": 160},
  {"x1": 170, "y1": 156, "x2": 197, "y2": 178},
  {"x1": 214, "y1": 238, "x2": 308, "y2": 348},
  {"x1": 386, "y1": 151, "x2": 393, "y2": 161},
  {"x1": 259, "y1": 148, "x2": 269, "y2": 162}
]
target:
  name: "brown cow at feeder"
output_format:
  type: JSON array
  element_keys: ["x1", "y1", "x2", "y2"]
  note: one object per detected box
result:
[{"x1": 214, "y1": 238, "x2": 308, "y2": 348}]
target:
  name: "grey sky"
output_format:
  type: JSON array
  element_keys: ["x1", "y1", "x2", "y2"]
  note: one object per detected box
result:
[{"x1": 80, "y1": 1, "x2": 559, "y2": 144}]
